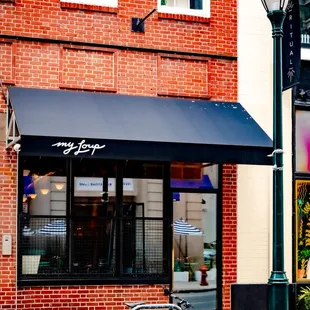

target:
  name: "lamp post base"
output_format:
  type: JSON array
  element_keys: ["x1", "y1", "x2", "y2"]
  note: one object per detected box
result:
[{"x1": 268, "y1": 271, "x2": 289, "y2": 310}]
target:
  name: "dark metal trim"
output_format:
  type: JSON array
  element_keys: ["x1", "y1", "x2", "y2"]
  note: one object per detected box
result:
[
  {"x1": 292, "y1": 89, "x2": 297, "y2": 283},
  {"x1": 17, "y1": 153, "x2": 23, "y2": 278},
  {"x1": 163, "y1": 162, "x2": 173, "y2": 292},
  {"x1": 67, "y1": 158, "x2": 72, "y2": 273},
  {"x1": 115, "y1": 161, "x2": 124, "y2": 276},
  {"x1": 0, "y1": 34, "x2": 238, "y2": 61},
  {"x1": 217, "y1": 164, "x2": 223, "y2": 310},
  {"x1": 294, "y1": 174, "x2": 310, "y2": 180},
  {"x1": 293, "y1": 102, "x2": 310, "y2": 110}
]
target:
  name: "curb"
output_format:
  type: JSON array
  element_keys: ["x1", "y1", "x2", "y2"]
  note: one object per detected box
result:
[{"x1": 173, "y1": 287, "x2": 217, "y2": 293}]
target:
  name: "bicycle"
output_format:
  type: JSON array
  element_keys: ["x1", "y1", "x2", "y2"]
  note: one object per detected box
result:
[{"x1": 124, "y1": 287, "x2": 195, "y2": 310}]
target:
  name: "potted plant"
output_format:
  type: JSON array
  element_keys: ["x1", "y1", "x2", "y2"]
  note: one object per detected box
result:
[
  {"x1": 298, "y1": 286, "x2": 310, "y2": 310},
  {"x1": 174, "y1": 258, "x2": 189, "y2": 282}
]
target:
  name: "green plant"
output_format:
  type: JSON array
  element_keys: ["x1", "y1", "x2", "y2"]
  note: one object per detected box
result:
[
  {"x1": 174, "y1": 258, "x2": 183, "y2": 272},
  {"x1": 298, "y1": 286, "x2": 310, "y2": 310},
  {"x1": 299, "y1": 248, "x2": 310, "y2": 269}
]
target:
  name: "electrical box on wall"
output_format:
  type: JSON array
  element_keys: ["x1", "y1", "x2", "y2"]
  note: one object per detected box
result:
[{"x1": 2, "y1": 234, "x2": 12, "y2": 255}]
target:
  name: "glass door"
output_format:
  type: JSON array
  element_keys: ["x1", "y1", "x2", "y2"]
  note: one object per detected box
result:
[{"x1": 172, "y1": 192, "x2": 217, "y2": 310}]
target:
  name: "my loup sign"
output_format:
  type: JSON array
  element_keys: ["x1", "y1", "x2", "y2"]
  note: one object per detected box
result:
[
  {"x1": 52, "y1": 139, "x2": 106, "y2": 156},
  {"x1": 282, "y1": 0, "x2": 300, "y2": 91}
]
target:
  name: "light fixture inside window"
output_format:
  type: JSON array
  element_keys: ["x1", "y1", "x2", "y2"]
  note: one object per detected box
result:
[
  {"x1": 23, "y1": 195, "x2": 28, "y2": 203},
  {"x1": 40, "y1": 189, "x2": 49, "y2": 195},
  {"x1": 29, "y1": 194, "x2": 37, "y2": 199},
  {"x1": 54, "y1": 183, "x2": 65, "y2": 190}
]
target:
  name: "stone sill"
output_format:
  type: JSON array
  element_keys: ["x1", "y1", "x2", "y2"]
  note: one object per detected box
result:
[{"x1": 158, "y1": 12, "x2": 210, "y2": 24}]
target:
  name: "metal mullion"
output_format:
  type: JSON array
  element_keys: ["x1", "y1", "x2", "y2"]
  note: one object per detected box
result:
[
  {"x1": 67, "y1": 158, "x2": 73, "y2": 274},
  {"x1": 17, "y1": 154, "x2": 24, "y2": 279},
  {"x1": 115, "y1": 161, "x2": 124, "y2": 276},
  {"x1": 163, "y1": 162, "x2": 172, "y2": 291},
  {"x1": 216, "y1": 164, "x2": 223, "y2": 310}
]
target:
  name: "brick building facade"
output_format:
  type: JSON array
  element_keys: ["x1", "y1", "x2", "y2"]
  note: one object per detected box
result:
[{"x1": 0, "y1": 0, "x2": 267, "y2": 309}]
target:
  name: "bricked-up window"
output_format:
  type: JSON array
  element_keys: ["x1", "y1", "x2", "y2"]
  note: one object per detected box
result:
[
  {"x1": 60, "y1": 0, "x2": 117, "y2": 7},
  {"x1": 158, "y1": 0, "x2": 210, "y2": 17},
  {"x1": 18, "y1": 157, "x2": 168, "y2": 283}
]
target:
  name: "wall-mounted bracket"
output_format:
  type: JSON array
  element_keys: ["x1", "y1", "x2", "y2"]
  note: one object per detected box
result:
[{"x1": 132, "y1": 8, "x2": 157, "y2": 33}]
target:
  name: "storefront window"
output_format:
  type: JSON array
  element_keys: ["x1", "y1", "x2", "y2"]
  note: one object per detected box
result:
[
  {"x1": 122, "y1": 161, "x2": 165, "y2": 276},
  {"x1": 172, "y1": 192, "x2": 217, "y2": 305},
  {"x1": 20, "y1": 157, "x2": 67, "y2": 276},
  {"x1": 300, "y1": 0, "x2": 310, "y2": 37},
  {"x1": 18, "y1": 157, "x2": 168, "y2": 283},
  {"x1": 72, "y1": 158, "x2": 117, "y2": 276},
  {"x1": 296, "y1": 180, "x2": 310, "y2": 281},
  {"x1": 296, "y1": 110, "x2": 310, "y2": 173}
]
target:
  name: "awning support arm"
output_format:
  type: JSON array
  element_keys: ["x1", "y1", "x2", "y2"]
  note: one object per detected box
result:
[{"x1": 5, "y1": 90, "x2": 21, "y2": 149}]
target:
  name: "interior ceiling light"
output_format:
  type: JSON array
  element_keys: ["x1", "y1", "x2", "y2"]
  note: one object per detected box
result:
[
  {"x1": 40, "y1": 189, "x2": 49, "y2": 195},
  {"x1": 55, "y1": 183, "x2": 65, "y2": 190}
]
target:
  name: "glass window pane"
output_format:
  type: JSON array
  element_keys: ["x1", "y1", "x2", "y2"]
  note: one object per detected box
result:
[
  {"x1": 300, "y1": 1, "x2": 310, "y2": 37},
  {"x1": 190, "y1": 0, "x2": 202, "y2": 9},
  {"x1": 176, "y1": 0, "x2": 188, "y2": 8},
  {"x1": 72, "y1": 159, "x2": 117, "y2": 275},
  {"x1": 122, "y1": 161, "x2": 165, "y2": 276},
  {"x1": 173, "y1": 193, "x2": 216, "y2": 305},
  {"x1": 165, "y1": 0, "x2": 175, "y2": 7},
  {"x1": 171, "y1": 162, "x2": 218, "y2": 189},
  {"x1": 20, "y1": 157, "x2": 67, "y2": 276},
  {"x1": 296, "y1": 180, "x2": 310, "y2": 281},
  {"x1": 296, "y1": 110, "x2": 310, "y2": 173}
]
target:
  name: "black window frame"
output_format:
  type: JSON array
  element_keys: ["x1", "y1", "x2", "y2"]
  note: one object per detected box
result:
[{"x1": 17, "y1": 156, "x2": 171, "y2": 286}]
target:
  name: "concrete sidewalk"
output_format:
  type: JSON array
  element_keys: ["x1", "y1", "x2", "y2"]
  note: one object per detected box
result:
[{"x1": 173, "y1": 280, "x2": 217, "y2": 293}]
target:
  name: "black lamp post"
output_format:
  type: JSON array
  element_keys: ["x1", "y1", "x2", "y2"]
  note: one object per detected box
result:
[{"x1": 260, "y1": 0, "x2": 289, "y2": 309}]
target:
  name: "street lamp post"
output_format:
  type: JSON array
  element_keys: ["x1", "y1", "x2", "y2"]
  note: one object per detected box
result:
[{"x1": 260, "y1": 0, "x2": 289, "y2": 309}]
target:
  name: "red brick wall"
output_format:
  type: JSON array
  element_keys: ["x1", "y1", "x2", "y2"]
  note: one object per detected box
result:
[
  {"x1": 17, "y1": 285, "x2": 168, "y2": 309},
  {"x1": 0, "y1": 0, "x2": 238, "y2": 308},
  {"x1": 222, "y1": 164, "x2": 237, "y2": 310},
  {"x1": 0, "y1": 0, "x2": 237, "y2": 56},
  {"x1": 0, "y1": 146, "x2": 17, "y2": 309}
]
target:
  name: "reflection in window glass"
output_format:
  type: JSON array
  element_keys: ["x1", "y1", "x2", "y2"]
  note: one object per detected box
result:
[
  {"x1": 122, "y1": 161, "x2": 165, "y2": 276},
  {"x1": 296, "y1": 180, "x2": 310, "y2": 281},
  {"x1": 19, "y1": 158, "x2": 168, "y2": 281},
  {"x1": 173, "y1": 193, "x2": 216, "y2": 309},
  {"x1": 171, "y1": 163, "x2": 218, "y2": 189},
  {"x1": 165, "y1": 0, "x2": 202, "y2": 9},
  {"x1": 72, "y1": 159, "x2": 116, "y2": 275},
  {"x1": 300, "y1": 1, "x2": 310, "y2": 36},
  {"x1": 20, "y1": 157, "x2": 67, "y2": 276}
]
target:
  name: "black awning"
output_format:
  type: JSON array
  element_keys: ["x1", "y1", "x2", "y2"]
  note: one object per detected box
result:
[{"x1": 8, "y1": 87, "x2": 272, "y2": 165}]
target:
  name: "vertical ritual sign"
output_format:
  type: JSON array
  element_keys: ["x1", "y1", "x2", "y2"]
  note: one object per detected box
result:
[{"x1": 282, "y1": 0, "x2": 301, "y2": 91}]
